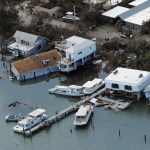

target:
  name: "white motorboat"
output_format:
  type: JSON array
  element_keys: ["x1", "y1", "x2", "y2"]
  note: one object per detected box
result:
[
  {"x1": 73, "y1": 104, "x2": 93, "y2": 126},
  {"x1": 13, "y1": 108, "x2": 48, "y2": 133},
  {"x1": 82, "y1": 78, "x2": 105, "y2": 94},
  {"x1": 48, "y1": 85, "x2": 84, "y2": 97}
]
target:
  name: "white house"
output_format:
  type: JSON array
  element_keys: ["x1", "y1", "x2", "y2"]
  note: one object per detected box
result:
[
  {"x1": 104, "y1": 67, "x2": 150, "y2": 100},
  {"x1": 56, "y1": 36, "x2": 96, "y2": 72},
  {"x1": 11, "y1": 49, "x2": 61, "y2": 81},
  {"x1": 8, "y1": 31, "x2": 49, "y2": 57}
]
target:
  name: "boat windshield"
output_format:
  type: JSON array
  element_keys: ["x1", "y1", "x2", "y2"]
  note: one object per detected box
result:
[
  {"x1": 76, "y1": 116, "x2": 86, "y2": 120},
  {"x1": 17, "y1": 123, "x2": 24, "y2": 128}
]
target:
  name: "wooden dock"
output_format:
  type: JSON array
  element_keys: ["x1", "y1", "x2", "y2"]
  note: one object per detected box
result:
[{"x1": 22, "y1": 87, "x2": 106, "y2": 136}]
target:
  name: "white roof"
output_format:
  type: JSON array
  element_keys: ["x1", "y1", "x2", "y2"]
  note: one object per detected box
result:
[
  {"x1": 69, "y1": 85, "x2": 83, "y2": 89},
  {"x1": 8, "y1": 42, "x2": 34, "y2": 52},
  {"x1": 93, "y1": 78, "x2": 103, "y2": 83},
  {"x1": 13, "y1": 30, "x2": 45, "y2": 43},
  {"x1": 83, "y1": 78, "x2": 102, "y2": 88},
  {"x1": 66, "y1": 40, "x2": 95, "y2": 53},
  {"x1": 56, "y1": 85, "x2": 68, "y2": 89},
  {"x1": 76, "y1": 105, "x2": 91, "y2": 116},
  {"x1": 105, "y1": 67, "x2": 150, "y2": 86},
  {"x1": 83, "y1": 0, "x2": 123, "y2": 7},
  {"x1": 120, "y1": 0, "x2": 150, "y2": 26},
  {"x1": 102, "y1": 6, "x2": 130, "y2": 19},
  {"x1": 124, "y1": 7, "x2": 150, "y2": 26},
  {"x1": 28, "y1": 108, "x2": 46, "y2": 117},
  {"x1": 66, "y1": 12, "x2": 73, "y2": 15},
  {"x1": 66, "y1": 36, "x2": 87, "y2": 45},
  {"x1": 129, "y1": 0, "x2": 148, "y2": 6}
]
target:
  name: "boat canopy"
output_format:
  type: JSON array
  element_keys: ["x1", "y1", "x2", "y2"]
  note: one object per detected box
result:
[
  {"x1": 83, "y1": 78, "x2": 102, "y2": 88},
  {"x1": 69, "y1": 85, "x2": 83, "y2": 89},
  {"x1": 76, "y1": 105, "x2": 91, "y2": 116},
  {"x1": 28, "y1": 108, "x2": 46, "y2": 117}
]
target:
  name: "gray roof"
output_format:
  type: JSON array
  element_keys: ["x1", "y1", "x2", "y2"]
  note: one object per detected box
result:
[
  {"x1": 13, "y1": 30, "x2": 46, "y2": 43},
  {"x1": 119, "y1": 0, "x2": 150, "y2": 21}
]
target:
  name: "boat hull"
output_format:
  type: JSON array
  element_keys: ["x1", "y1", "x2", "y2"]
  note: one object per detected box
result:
[
  {"x1": 48, "y1": 89, "x2": 84, "y2": 97},
  {"x1": 83, "y1": 81, "x2": 105, "y2": 95}
]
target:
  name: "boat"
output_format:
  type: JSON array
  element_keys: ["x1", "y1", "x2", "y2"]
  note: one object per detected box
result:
[
  {"x1": 13, "y1": 108, "x2": 48, "y2": 133},
  {"x1": 48, "y1": 85, "x2": 84, "y2": 97},
  {"x1": 5, "y1": 114, "x2": 24, "y2": 122},
  {"x1": 73, "y1": 104, "x2": 93, "y2": 126},
  {"x1": 82, "y1": 78, "x2": 105, "y2": 94}
]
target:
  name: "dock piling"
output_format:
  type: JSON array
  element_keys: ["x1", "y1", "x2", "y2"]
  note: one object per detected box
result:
[
  {"x1": 119, "y1": 129, "x2": 121, "y2": 138},
  {"x1": 144, "y1": 135, "x2": 146, "y2": 143}
]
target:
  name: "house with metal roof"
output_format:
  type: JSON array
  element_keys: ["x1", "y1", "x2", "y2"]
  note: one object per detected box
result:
[
  {"x1": 102, "y1": 6, "x2": 130, "y2": 23},
  {"x1": 11, "y1": 49, "x2": 61, "y2": 81},
  {"x1": 119, "y1": 0, "x2": 150, "y2": 30},
  {"x1": 55, "y1": 35, "x2": 96, "y2": 72},
  {"x1": 104, "y1": 67, "x2": 150, "y2": 100},
  {"x1": 8, "y1": 31, "x2": 49, "y2": 57},
  {"x1": 129, "y1": 0, "x2": 148, "y2": 7}
]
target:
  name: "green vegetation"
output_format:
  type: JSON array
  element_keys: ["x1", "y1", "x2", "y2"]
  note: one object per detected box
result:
[{"x1": 142, "y1": 20, "x2": 150, "y2": 34}]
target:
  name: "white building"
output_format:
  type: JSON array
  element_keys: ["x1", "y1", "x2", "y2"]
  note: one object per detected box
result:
[
  {"x1": 8, "y1": 31, "x2": 48, "y2": 57},
  {"x1": 119, "y1": 0, "x2": 150, "y2": 30},
  {"x1": 105, "y1": 67, "x2": 150, "y2": 100},
  {"x1": 56, "y1": 36, "x2": 96, "y2": 72},
  {"x1": 102, "y1": 6, "x2": 129, "y2": 19},
  {"x1": 11, "y1": 49, "x2": 61, "y2": 81}
]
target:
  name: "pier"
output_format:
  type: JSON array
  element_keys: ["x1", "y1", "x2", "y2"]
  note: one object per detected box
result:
[{"x1": 23, "y1": 87, "x2": 106, "y2": 136}]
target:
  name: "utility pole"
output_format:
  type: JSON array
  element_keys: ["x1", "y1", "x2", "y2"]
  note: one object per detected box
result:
[{"x1": 73, "y1": 5, "x2": 77, "y2": 31}]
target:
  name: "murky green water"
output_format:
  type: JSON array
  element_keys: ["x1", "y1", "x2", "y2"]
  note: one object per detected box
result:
[{"x1": 0, "y1": 55, "x2": 150, "y2": 150}]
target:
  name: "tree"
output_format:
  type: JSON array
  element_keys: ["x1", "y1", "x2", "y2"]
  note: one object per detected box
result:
[
  {"x1": 0, "y1": 7, "x2": 19, "y2": 34},
  {"x1": 142, "y1": 20, "x2": 150, "y2": 34}
]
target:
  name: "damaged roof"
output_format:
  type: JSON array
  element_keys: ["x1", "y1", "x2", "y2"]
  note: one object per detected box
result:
[{"x1": 12, "y1": 49, "x2": 61, "y2": 74}]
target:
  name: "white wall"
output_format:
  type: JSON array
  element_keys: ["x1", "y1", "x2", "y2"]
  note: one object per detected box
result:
[
  {"x1": 65, "y1": 43, "x2": 96, "y2": 61},
  {"x1": 12, "y1": 64, "x2": 59, "y2": 81},
  {"x1": 105, "y1": 74, "x2": 150, "y2": 92}
]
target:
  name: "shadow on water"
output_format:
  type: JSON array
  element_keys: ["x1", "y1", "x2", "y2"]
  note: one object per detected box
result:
[
  {"x1": 3, "y1": 101, "x2": 36, "y2": 116},
  {"x1": 11, "y1": 72, "x2": 63, "y2": 86},
  {"x1": 59, "y1": 65, "x2": 102, "y2": 85}
]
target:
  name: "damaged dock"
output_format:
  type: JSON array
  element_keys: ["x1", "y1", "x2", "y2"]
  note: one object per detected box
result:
[{"x1": 20, "y1": 88, "x2": 106, "y2": 136}]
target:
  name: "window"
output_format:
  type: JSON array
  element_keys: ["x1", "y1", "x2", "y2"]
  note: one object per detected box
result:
[
  {"x1": 78, "y1": 52, "x2": 82, "y2": 55},
  {"x1": 111, "y1": 83, "x2": 119, "y2": 89},
  {"x1": 125, "y1": 85, "x2": 132, "y2": 91},
  {"x1": 38, "y1": 45, "x2": 41, "y2": 50}
]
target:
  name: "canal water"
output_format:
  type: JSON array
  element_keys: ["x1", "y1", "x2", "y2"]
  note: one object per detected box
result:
[{"x1": 0, "y1": 55, "x2": 150, "y2": 150}]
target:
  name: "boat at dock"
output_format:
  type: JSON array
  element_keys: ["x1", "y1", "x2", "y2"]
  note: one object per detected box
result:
[
  {"x1": 82, "y1": 78, "x2": 105, "y2": 95},
  {"x1": 73, "y1": 104, "x2": 93, "y2": 126},
  {"x1": 13, "y1": 108, "x2": 48, "y2": 133},
  {"x1": 48, "y1": 85, "x2": 84, "y2": 97}
]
